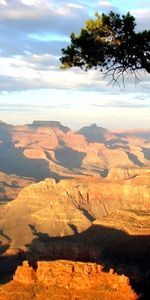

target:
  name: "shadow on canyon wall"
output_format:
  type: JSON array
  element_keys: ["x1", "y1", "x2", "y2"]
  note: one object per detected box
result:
[
  {"x1": 55, "y1": 147, "x2": 86, "y2": 170},
  {"x1": 0, "y1": 126, "x2": 70, "y2": 181},
  {"x1": 142, "y1": 148, "x2": 150, "y2": 161},
  {"x1": 26, "y1": 224, "x2": 150, "y2": 299},
  {"x1": 27, "y1": 223, "x2": 150, "y2": 264},
  {"x1": 0, "y1": 123, "x2": 149, "y2": 181},
  {"x1": 126, "y1": 151, "x2": 145, "y2": 167},
  {"x1": 0, "y1": 124, "x2": 90, "y2": 179},
  {"x1": 1, "y1": 224, "x2": 150, "y2": 298}
]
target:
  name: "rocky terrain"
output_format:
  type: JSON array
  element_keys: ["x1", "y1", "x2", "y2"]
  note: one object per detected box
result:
[
  {"x1": 0, "y1": 172, "x2": 149, "y2": 250},
  {"x1": 0, "y1": 171, "x2": 149, "y2": 297},
  {"x1": 0, "y1": 260, "x2": 137, "y2": 300},
  {"x1": 0, "y1": 172, "x2": 35, "y2": 203},
  {"x1": 0, "y1": 120, "x2": 149, "y2": 299},
  {"x1": 0, "y1": 121, "x2": 149, "y2": 183}
]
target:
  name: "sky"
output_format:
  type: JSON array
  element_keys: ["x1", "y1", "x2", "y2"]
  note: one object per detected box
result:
[{"x1": 0, "y1": 0, "x2": 150, "y2": 129}]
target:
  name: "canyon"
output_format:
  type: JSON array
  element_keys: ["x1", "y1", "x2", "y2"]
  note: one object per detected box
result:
[
  {"x1": 0, "y1": 173, "x2": 149, "y2": 250},
  {"x1": 0, "y1": 172, "x2": 150, "y2": 298},
  {"x1": 0, "y1": 121, "x2": 149, "y2": 186},
  {"x1": 0, "y1": 121, "x2": 149, "y2": 299}
]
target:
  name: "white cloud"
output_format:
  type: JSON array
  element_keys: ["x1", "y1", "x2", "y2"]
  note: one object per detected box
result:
[
  {"x1": 0, "y1": 0, "x2": 149, "y2": 107},
  {"x1": 131, "y1": 8, "x2": 150, "y2": 30},
  {"x1": 0, "y1": 53, "x2": 150, "y2": 94},
  {"x1": 67, "y1": 3, "x2": 85, "y2": 9},
  {"x1": 97, "y1": 0, "x2": 118, "y2": 13},
  {"x1": 0, "y1": 0, "x2": 7, "y2": 5},
  {"x1": 98, "y1": 1, "x2": 112, "y2": 7},
  {"x1": 0, "y1": 0, "x2": 86, "y2": 20},
  {"x1": 21, "y1": 0, "x2": 44, "y2": 5},
  {"x1": 0, "y1": 68, "x2": 106, "y2": 92}
]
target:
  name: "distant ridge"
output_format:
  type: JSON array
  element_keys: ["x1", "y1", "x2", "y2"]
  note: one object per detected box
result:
[
  {"x1": 0, "y1": 121, "x2": 12, "y2": 127},
  {"x1": 0, "y1": 120, "x2": 149, "y2": 181},
  {"x1": 112, "y1": 128, "x2": 150, "y2": 140},
  {"x1": 28, "y1": 120, "x2": 70, "y2": 133},
  {"x1": 77, "y1": 123, "x2": 111, "y2": 143}
]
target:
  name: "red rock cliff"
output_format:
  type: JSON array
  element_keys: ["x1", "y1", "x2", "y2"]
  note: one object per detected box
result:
[{"x1": 9, "y1": 260, "x2": 138, "y2": 300}]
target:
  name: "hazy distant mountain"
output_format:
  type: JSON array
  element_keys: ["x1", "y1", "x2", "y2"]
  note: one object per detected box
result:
[
  {"x1": 28, "y1": 120, "x2": 70, "y2": 133},
  {"x1": 0, "y1": 121, "x2": 149, "y2": 182},
  {"x1": 112, "y1": 128, "x2": 150, "y2": 141},
  {"x1": 77, "y1": 123, "x2": 112, "y2": 143}
]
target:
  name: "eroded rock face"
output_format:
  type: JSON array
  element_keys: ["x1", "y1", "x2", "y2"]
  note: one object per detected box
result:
[
  {"x1": 10, "y1": 260, "x2": 137, "y2": 300},
  {"x1": 107, "y1": 167, "x2": 150, "y2": 180},
  {"x1": 0, "y1": 171, "x2": 35, "y2": 203},
  {"x1": 0, "y1": 173, "x2": 150, "y2": 249},
  {"x1": 0, "y1": 121, "x2": 150, "y2": 180},
  {"x1": 13, "y1": 261, "x2": 37, "y2": 284},
  {"x1": 28, "y1": 238, "x2": 101, "y2": 262},
  {"x1": 36, "y1": 260, "x2": 129, "y2": 289}
]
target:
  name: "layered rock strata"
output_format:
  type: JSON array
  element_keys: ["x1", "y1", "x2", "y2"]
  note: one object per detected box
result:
[
  {"x1": 0, "y1": 121, "x2": 150, "y2": 180},
  {"x1": 0, "y1": 260, "x2": 135, "y2": 300},
  {"x1": 0, "y1": 173, "x2": 149, "y2": 249}
]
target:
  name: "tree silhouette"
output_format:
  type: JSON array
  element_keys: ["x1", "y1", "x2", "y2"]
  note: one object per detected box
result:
[{"x1": 60, "y1": 11, "x2": 150, "y2": 88}]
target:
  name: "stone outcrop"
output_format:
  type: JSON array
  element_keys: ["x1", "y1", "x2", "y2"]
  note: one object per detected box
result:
[
  {"x1": 36, "y1": 260, "x2": 130, "y2": 289},
  {"x1": 9, "y1": 260, "x2": 137, "y2": 300},
  {"x1": 13, "y1": 261, "x2": 37, "y2": 284},
  {"x1": 107, "y1": 167, "x2": 150, "y2": 179}
]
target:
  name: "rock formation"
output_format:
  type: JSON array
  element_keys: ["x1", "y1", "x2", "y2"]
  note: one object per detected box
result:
[
  {"x1": 29, "y1": 120, "x2": 70, "y2": 133},
  {"x1": 0, "y1": 121, "x2": 149, "y2": 180},
  {"x1": 0, "y1": 171, "x2": 35, "y2": 203},
  {"x1": 0, "y1": 173, "x2": 149, "y2": 250},
  {"x1": 107, "y1": 167, "x2": 150, "y2": 179},
  {"x1": 94, "y1": 209, "x2": 150, "y2": 235},
  {"x1": 77, "y1": 123, "x2": 112, "y2": 143},
  {"x1": 13, "y1": 261, "x2": 37, "y2": 284},
  {"x1": 0, "y1": 260, "x2": 138, "y2": 300}
]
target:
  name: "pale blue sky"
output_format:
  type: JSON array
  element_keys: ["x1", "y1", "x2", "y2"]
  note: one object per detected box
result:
[{"x1": 0, "y1": 0, "x2": 149, "y2": 129}]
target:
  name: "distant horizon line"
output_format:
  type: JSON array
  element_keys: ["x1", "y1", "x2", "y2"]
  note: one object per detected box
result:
[{"x1": 0, "y1": 119, "x2": 150, "y2": 132}]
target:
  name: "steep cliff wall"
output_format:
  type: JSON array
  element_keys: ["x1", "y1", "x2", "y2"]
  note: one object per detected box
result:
[
  {"x1": 0, "y1": 174, "x2": 149, "y2": 249},
  {"x1": 0, "y1": 260, "x2": 135, "y2": 300}
]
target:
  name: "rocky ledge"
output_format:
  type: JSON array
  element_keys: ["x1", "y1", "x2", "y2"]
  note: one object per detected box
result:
[{"x1": 0, "y1": 260, "x2": 138, "y2": 300}]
